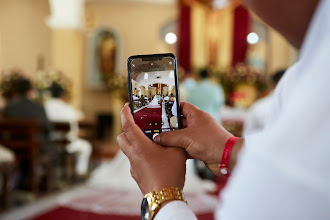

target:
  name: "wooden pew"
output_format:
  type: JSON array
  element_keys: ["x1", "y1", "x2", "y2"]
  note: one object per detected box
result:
[{"x1": 0, "y1": 119, "x2": 51, "y2": 195}]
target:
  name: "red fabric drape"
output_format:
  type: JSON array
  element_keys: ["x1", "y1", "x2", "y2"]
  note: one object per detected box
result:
[
  {"x1": 232, "y1": 5, "x2": 250, "y2": 66},
  {"x1": 178, "y1": 5, "x2": 191, "y2": 73}
]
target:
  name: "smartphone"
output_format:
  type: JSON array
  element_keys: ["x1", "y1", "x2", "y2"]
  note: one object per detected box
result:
[{"x1": 127, "y1": 53, "x2": 181, "y2": 140}]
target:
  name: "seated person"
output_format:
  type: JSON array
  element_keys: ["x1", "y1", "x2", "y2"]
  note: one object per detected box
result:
[
  {"x1": 169, "y1": 93, "x2": 175, "y2": 102},
  {"x1": 144, "y1": 96, "x2": 149, "y2": 105},
  {"x1": 139, "y1": 95, "x2": 146, "y2": 106},
  {"x1": 3, "y1": 77, "x2": 52, "y2": 154},
  {"x1": 45, "y1": 82, "x2": 92, "y2": 176},
  {"x1": 3, "y1": 77, "x2": 56, "y2": 188}
]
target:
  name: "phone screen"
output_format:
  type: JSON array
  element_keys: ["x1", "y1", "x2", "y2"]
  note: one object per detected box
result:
[{"x1": 128, "y1": 54, "x2": 181, "y2": 140}]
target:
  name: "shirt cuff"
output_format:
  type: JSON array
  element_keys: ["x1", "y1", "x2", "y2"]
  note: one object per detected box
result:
[{"x1": 155, "y1": 200, "x2": 197, "y2": 220}]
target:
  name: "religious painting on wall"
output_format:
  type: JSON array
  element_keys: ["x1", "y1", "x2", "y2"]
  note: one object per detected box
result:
[
  {"x1": 87, "y1": 28, "x2": 120, "y2": 89},
  {"x1": 98, "y1": 31, "x2": 116, "y2": 81}
]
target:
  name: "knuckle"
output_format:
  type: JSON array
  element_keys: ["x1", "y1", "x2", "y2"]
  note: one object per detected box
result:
[
  {"x1": 117, "y1": 133, "x2": 124, "y2": 142},
  {"x1": 121, "y1": 120, "x2": 130, "y2": 133},
  {"x1": 116, "y1": 133, "x2": 126, "y2": 147},
  {"x1": 187, "y1": 109, "x2": 199, "y2": 121},
  {"x1": 194, "y1": 108, "x2": 204, "y2": 116}
]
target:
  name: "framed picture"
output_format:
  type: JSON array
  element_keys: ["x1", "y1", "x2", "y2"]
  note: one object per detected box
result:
[{"x1": 86, "y1": 27, "x2": 123, "y2": 89}]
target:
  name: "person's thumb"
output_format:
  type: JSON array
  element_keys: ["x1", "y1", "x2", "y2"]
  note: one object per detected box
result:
[{"x1": 154, "y1": 129, "x2": 190, "y2": 149}]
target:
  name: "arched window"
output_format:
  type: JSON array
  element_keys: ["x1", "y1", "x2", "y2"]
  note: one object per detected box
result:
[{"x1": 144, "y1": 73, "x2": 149, "y2": 80}]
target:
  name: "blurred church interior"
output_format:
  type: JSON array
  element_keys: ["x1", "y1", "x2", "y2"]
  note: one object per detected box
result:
[{"x1": 0, "y1": 0, "x2": 297, "y2": 219}]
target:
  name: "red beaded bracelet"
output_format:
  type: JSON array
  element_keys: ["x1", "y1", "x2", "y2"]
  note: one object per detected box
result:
[{"x1": 219, "y1": 136, "x2": 239, "y2": 177}]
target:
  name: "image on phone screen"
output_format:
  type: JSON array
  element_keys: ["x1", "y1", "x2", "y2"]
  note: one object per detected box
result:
[{"x1": 128, "y1": 54, "x2": 180, "y2": 140}]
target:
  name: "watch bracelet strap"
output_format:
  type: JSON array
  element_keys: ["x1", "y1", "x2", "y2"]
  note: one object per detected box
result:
[{"x1": 144, "y1": 187, "x2": 187, "y2": 205}]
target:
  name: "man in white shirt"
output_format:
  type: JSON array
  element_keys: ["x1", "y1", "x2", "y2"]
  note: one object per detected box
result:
[
  {"x1": 117, "y1": 0, "x2": 330, "y2": 219},
  {"x1": 45, "y1": 82, "x2": 92, "y2": 176},
  {"x1": 163, "y1": 95, "x2": 169, "y2": 101}
]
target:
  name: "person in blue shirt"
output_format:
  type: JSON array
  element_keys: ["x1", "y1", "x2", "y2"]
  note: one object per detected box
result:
[{"x1": 188, "y1": 69, "x2": 224, "y2": 123}]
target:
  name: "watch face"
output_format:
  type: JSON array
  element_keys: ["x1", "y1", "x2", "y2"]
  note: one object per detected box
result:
[{"x1": 141, "y1": 198, "x2": 150, "y2": 220}]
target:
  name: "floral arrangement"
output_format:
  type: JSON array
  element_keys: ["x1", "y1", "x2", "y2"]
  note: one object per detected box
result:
[
  {"x1": 219, "y1": 63, "x2": 269, "y2": 107},
  {"x1": 36, "y1": 70, "x2": 73, "y2": 103},
  {"x1": 36, "y1": 70, "x2": 71, "y2": 91},
  {"x1": 220, "y1": 63, "x2": 268, "y2": 89}
]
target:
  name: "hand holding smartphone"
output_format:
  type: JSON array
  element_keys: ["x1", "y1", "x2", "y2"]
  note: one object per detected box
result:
[{"x1": 127, "y1": 53, "x2": 181, "y2": 140}]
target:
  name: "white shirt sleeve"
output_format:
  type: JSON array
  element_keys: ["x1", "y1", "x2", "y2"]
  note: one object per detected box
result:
[{"x1": 155, "y1": 201, "x2": 197, "y2": 220}]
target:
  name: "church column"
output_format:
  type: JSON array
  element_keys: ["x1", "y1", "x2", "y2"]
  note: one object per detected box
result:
[{"x1": 47, "y1": 0, "x2": 85, "y2": 108}]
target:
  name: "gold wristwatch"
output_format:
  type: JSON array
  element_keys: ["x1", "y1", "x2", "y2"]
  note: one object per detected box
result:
[{"x1": 141, "y1": 187, "x2": 187, "y2": 220}]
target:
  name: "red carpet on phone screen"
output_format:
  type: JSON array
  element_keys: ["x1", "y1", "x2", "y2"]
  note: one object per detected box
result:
[{"x1": 134, "y1": 103, "x2": 162, "y2": 130}]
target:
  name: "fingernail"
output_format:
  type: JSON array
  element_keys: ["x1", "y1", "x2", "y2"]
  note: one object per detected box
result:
[{"x1": 153, "y1": 134, "x2": 160, "y2": 144}]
